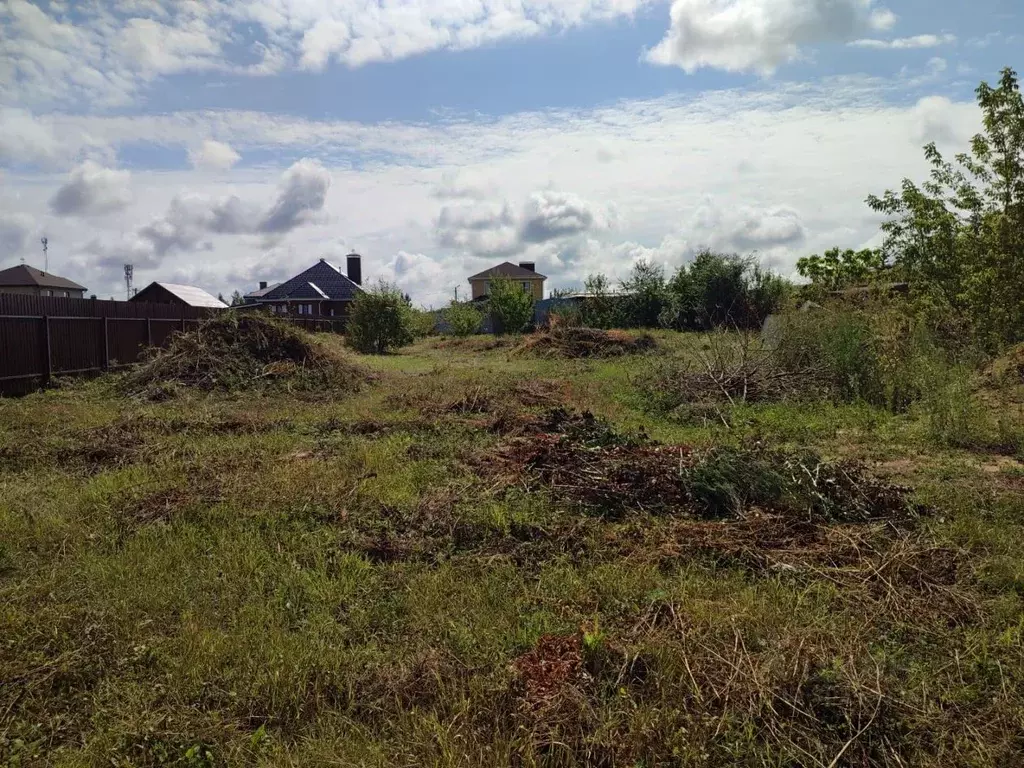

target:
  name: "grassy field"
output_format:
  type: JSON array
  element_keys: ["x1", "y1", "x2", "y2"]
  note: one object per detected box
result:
[{"x1": 2, "y1": 331, "x2": 1023, "y2": 767}]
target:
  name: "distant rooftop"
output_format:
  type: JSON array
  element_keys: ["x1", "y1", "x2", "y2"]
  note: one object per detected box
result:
[
  {"x1": 0, "y1": 264, "x2": 87, "y2": 291},
  {"x1": 151, "y1": 282, "x2": 228, "y2": 308}
]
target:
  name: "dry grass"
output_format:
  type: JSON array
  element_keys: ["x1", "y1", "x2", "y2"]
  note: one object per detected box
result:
[{"x1": 1, "y1": 329, "x2": 1022, "y2": 766}]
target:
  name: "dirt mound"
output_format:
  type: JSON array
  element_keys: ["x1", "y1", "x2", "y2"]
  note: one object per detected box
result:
[
  {"x1": 517, "y1": 327, "x2": 657, "y2": 359},
  {"x1": 479, "y1": 408, "x2": 922, "y2": 525},
  {"x1": 120, "y1": 313, "x2": 369, "y2": 397}
]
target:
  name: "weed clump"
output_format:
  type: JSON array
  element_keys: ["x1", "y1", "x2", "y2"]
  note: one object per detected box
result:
[
  {"x1": 482, "y1": 409, "x2": 922, "y2": 524},
  {"x1": 517, "y1": 327, "x2": 657, "y2": 359},
  {"x1": 120, "y1": 314, "x2": 369, "y2": 397}
]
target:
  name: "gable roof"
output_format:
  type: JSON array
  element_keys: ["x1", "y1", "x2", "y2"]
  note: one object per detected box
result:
[
  {"x1": 0, "y1": 264, "x2": 87, "y2": 291},
  {"x1": 150, "y1": 282, "x2": 228, "y2": 308},
  {"x1": 262, "y1": 259, "x2": 362, "y2": 302},
  {"x1": 468, "y1": 262, "x2": 547, "y2": 281}
]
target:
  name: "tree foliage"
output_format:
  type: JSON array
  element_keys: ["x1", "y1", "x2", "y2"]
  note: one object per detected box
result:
[
  {"x1": 488, "y1": 277, "x2": 534, "y2": 335},
  {"x1": 796, "y1": 248, "x2": 887, "y2": 292},
  {"x1": 443, "y1": 301, "x2": 484, "y2": 337},
  {"x1": 867, "y1": 67, "x2": 1024, "y2": 347},
  {"x1": 345, "y1": 280, "x2": 415, "y2": 354}
]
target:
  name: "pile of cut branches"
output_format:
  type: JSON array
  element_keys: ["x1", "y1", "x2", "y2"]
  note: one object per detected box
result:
[
  {"x1": 120, "y1": 313, "x2": 369, "y2": 398},
  {"x1": 517, "y1": 327, "x2": 657, "y2": 359}
]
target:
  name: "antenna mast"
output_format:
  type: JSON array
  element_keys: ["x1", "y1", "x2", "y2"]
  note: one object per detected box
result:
[
  {"x1": 41, "y1": 238, "x2": 48, "y2": 272},
  {"x1": 124, "y1": 264, "x2": 134, "y2": 301}
]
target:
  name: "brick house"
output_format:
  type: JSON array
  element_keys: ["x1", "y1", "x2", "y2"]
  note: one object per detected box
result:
[
  {"x1": 468, "y1": 261, "x2": 546, "y2": 301},
  {"x1": 244, "y1": 255, "x2": 363, "y2": 318}
]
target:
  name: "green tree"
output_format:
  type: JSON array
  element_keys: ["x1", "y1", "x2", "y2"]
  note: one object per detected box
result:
[
  {"x1": 229, "y1": 290, "x2": 244, "y2": 306},
  {"x1": 345, "y1": 279, "x2": 415, "y2": 354},
  {"x1": 868, "y1": 67, "x2": 1024, "y2": 347},
  {"x1": 488, "y1": 277, "x2": 534, "y2": 334},
  {"x1": 443, "y1": 301, "x2": 484, "y2": 337},
  {"x1": 580, "y1": 273, "x2": 620, "y2": 329},
  {"x1": 796, "y1": 247, "x2": 886, "y2": 292},
  {"x1": 619, "y1": 259, "x2": 667, "y2": 328}
]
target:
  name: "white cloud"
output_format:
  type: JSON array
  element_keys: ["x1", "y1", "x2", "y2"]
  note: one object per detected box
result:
[
  {"x1": 0, "y1": 76, "x2": 986, "y2": 303},
  {"x1": 520, "y1": 190, "x2": 611, "y2": 244},
  {"x1": 0, "y1": 212, "x2": 35, "y2": 257},
  {"x1": 646, "y1": 0, "x2": 897, "y2": 74},
  {"x1": 49, "y1": 161, "x2": 133, "y2": 217},
  {"x1": 260, "y1": 159, "x2": 331, "y2": 234},
  {"x1": 0, "y1": 109, "x2": 64, "y2": 167},
  {"x1": 436, "y1": 202, "x2": 520, "y2": 257},
  {"x1": 188, "y1": 139, "x2": 242, "y2": 171},
  {"x1": 0, "y1": 0, "x2": 655, "y2": 108},
  {"x1": 435, "y1": 190, "x2": 611, "y2": 257},
  {"x1": 850, "y1": 33, "x2": 956, "y2": 50}
]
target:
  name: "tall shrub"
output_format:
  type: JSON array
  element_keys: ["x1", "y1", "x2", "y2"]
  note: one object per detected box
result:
[
  {"x1": 443, "y1": 301, "x2": 484, "y2": 337},
  {"x1": 345, "y1": 280, "x2": 415, "y2": 354},
  {"x1": 489, "y1": 277, "x2": 534, "y2": 335}
]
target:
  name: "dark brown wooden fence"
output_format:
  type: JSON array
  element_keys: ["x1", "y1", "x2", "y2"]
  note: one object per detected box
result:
[{"x1": 0, "y1": 295, "x2": 345, "y2": 395}]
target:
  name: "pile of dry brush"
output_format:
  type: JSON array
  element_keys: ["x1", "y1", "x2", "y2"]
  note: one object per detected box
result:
[
  {"x1": 120, "y1": 313, "x2": 369, "y2": 398},
  {"x1": 517, "y1": 327, "x2": 658, "y2": 359}
]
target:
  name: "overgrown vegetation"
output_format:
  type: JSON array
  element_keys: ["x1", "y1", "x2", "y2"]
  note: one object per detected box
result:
[
  {"x1": 443, "y1": 300, "x2": 484, "y2": 337},
  {"x1": 3, "y1": 332, "x2": 1022, "y2": 766},
  {"x1": 488, "y1": 276, "x2": 535, "y2": 335},
  {"x1": 345, "y1": 279, "x2": 416, "y2": 354}
]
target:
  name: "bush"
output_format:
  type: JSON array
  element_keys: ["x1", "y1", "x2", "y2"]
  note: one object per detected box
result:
[
  {"x1": 489, "y1": 277, "x2": 534, "y2": 335},
  {"x1": 346, "y1": 280, "x2": 415, "y2": 354},
  {"x1": 443, "y1": 301, "x2": 484, "y2": 337},
  {"x1": 408, "y1": 308, "x2": 438, "y2": 339},
  {"x1": 770, "y1": 304, "x2": 953, "y2": 411}
]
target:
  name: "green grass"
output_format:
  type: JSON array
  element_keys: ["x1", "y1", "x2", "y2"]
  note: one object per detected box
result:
[{"x1": 2, "y1": 332, "x2": 1024, "y2": 766}]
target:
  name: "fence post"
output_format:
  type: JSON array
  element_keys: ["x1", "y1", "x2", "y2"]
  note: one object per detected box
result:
[
  {"x1": 103, "y1": 317, "x2": 109, "y2": 370},
  {"x1": 42, "y1": 315, "x2": 52, "y2": 385},
  {"x1": 181, "y1": 316, "x2": 186, "y2": 333},
  {"x1": 146, "y1": 318, "x2": 152, "y2": 346}
]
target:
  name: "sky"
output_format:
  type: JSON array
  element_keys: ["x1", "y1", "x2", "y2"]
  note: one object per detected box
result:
[{"x1": 0, "y1": 0, "x2": 1020, "y2": 307}]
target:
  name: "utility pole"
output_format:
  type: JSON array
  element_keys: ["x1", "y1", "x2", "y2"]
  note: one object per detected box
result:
[
  {"x1": 124, "y1": 264, "x2": 134, "y2": 301},
  {"x1": 41, "y1": 237, "x2": 48, "y2": 272},
  {"x1": 454, "y1": 286, "x2": 459, "y2": 302}
]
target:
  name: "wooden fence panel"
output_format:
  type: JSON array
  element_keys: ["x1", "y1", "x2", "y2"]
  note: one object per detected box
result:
[
  {"x1": 0, "y1": 317, "x2": 45, "y2": 381},
  {"x1": 50, "y1": 317, "x2": 105, "y2": 374},
  {"x1": 107, "y1": 318, "x2": 147, "y2": 367}
]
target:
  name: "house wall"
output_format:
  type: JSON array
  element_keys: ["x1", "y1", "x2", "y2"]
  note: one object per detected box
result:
[
  {"x1": 470, "y1": 278, "x2": 544, "y2": 300},
  {"x1": 0, "y1": 286, "x2": 85, "y2": 298},
  {"x1": 258, "y1": 300, "x2": 351, "y2": 318}
]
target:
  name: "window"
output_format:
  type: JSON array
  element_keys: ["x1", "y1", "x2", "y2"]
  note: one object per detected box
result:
[
  {"x1": 43, "y1": 289, "x2": 51, "y2": 297},
  {"x1": 521, "y1": 281, "x2": 531, "y2": 292},
  {"x1": 61, "y1": 291, "x2": 68, "y2": 297}
]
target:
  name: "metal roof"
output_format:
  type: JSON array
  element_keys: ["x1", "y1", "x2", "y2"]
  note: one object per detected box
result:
[
  {"x1": 0, "y1": 264, "x2": 87, "y2": 290},
  {"x1": 468, "y1": 262, "x2": 547, "y2": 281},
  {"x1": 262, "y1": 259, "x2": 362, "y2": 302},
  {"x1": 151, "y1": 282, "x2": 228, "y2": 308}
]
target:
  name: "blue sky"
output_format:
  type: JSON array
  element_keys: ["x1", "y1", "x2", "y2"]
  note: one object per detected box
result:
[{"x1": 0, "y1": 0, "x2": 1021, "y2": 305}]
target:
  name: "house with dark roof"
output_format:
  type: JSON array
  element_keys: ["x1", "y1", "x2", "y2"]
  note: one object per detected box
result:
[
  {"x1": 0, "y1": 264, "x2": 87, "y2": 298},
  {"x1": 244, "y1": 255, "x2": 363, "y2": 317},
  {"x1": 468, "y1": 261, "x2": 546, "y2": 301},
  {"x1": 130, "y1": 282, "x2": 228, "y2": 309},
  {"x1": 243, "y1": 281, "x2": 281, "y2": 302}
]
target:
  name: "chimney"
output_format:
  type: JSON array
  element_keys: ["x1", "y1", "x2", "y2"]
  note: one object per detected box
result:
[
  {"x1": 347, "y1": 253, "x2": 362, "y2": 285},
  {"x1": 519, "y1": 261, "x2": 536, "y2": 273},
  {"x1": 259, "y1": 281, "x2": 268, "y2": 290}
]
